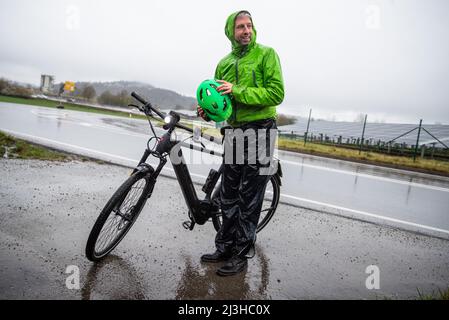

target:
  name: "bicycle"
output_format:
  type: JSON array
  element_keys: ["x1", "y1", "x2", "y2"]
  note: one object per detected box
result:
[{"x1": 85, "y1": 92, "x2": 283, "y2": 262}]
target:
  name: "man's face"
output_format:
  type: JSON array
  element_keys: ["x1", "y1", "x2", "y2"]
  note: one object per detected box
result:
[{"x1": 234, "y1": 15, "x2": 253, "y2": 46}]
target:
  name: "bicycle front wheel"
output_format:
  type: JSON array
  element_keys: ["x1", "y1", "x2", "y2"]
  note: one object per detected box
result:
[
  {"x1": 85, "y1": 171, "x2": 154, "y2": 262},
  {"x1": 212, "y1": 174, "x2": 281, "y2": 233}
]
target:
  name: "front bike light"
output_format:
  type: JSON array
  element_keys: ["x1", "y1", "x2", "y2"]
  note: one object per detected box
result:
[
  {"x1": 163, "y1": 111, "x2": 180, "y2": 130},
  {"x1": 164, "y1": 115, "x2": 172, "y2": 124}
]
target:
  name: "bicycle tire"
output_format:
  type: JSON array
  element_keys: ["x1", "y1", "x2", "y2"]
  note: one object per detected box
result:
[
  {"x1": 85, "y1": 171, "x2": 154, "y2": 262},
  {"x1": 211, "y1": 174, "x2": 281, "y2": 233}
]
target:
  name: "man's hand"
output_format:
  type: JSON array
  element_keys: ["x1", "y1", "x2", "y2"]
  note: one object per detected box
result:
[
  {"x1": 217, "y1": 80, "x2": 233, "y2": 95},
  {"x1": 196, "y1": 105, "x2": 210, "y2": 122}
]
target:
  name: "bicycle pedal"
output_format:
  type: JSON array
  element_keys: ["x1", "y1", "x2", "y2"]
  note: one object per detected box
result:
[{"x1": 182, "y1": 220, "x2": 195, "y2": 230}]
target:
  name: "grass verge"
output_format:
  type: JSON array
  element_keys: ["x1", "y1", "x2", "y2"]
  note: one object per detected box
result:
[
  {"x1": 1, "y1": 130, "x2": 82, "y2": 161},
  {"x1": 278, "y1": 138, "x2": 449, "y2": 176},
  {"x1": 0, "y1": 94, "x2": 150, "y2": 120},
  {"x1": 417, "y1": 287, "x2": 449, "y2": 300}
]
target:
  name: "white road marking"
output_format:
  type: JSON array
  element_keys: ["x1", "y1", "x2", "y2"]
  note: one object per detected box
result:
[
  {"x1": 30, "y1": 109, "x2": 152, "y2": 139},
  {"x1": 280, "y1": 159, "x2": 449, "y2": 193},
  {"x1": 0, "y1": 128, "x2": 205, "y2": 181},
  {"x1": 280, "y1": 193, "x2": 449, "y2": 236}
]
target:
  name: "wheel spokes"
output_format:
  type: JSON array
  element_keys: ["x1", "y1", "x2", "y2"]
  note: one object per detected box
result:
[{"x1": 94, "y1": 178, "x2": 147, "y2": 255}]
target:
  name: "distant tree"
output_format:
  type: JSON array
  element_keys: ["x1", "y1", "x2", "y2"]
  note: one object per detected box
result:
[
  {"x1": 120, "y1": 90, "x2": 132, "y2": 107},
  {"x1": 0, "y1": 78, "x2": 9, "y2": 94},
  {"x1": 98, "y1": 90, "x2": 113, "y2": 105},
  {"x1": 276, "y1": 114, "x2": 297, "y2": 126},
  {"x1": 81, "y1": 85, "x2": 96, "y2": 101},
  {"x1": 0, "y1": 79, "x2": 33, "y2": 98},
  {"x1": 118, "y1": 89, "x2": 132, "y2": 106},
  {"x1": 98, "y1": 90, "x2": 131, "y2": 107}
]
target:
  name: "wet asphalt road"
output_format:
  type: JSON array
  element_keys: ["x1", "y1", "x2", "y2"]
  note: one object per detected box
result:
[
  {"x1": 1, "y1": 159, "x2": 448, "y2": 299},
  {"x1": 1, "y1": 102, "x2": 449, "y2": 239}
]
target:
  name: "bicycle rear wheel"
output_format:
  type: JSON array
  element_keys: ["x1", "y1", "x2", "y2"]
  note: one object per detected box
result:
[
  {"x1": 85, "y1": 171, "x2": 154, "y2": 262},
  {"x1": 211, "y1": 174, "x2": 280, "y2": 233}
]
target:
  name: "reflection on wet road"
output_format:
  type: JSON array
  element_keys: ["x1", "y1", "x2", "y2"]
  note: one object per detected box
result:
[
  {"x1": 82, "y1": 255, "x2": 146, "y2": 300},
  {"x1": 81, "y1": 248, "x2": 270, "y2": 299},
  {"x1": 175, "y1": 245, "x2": 270, "y2": 300}
]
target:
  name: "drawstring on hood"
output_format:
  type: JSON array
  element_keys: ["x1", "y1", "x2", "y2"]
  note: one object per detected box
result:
[{"x1": 225, "y1": 10, "x2": 257, "y2": 57}]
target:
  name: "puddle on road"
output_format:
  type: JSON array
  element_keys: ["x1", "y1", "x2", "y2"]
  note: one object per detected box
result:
[
  {"x1": 175, "y1": 246, "x2": 270, "y2": 300},
  {"x1": 80, "y1": 246, "x2": 271, "y2": 300},
  {"x1": 81, "y1": 255, "x2": 146, "y2": 300}
]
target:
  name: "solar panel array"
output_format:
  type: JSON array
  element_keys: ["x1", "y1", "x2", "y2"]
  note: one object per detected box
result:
[{"x1": 278, "y1": 119, "x2": 449, "y2": 147}]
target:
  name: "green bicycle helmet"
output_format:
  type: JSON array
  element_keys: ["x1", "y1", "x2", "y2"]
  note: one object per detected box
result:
[{"x1": 196, "y1": 79, "x2": 233, "y2": 122}]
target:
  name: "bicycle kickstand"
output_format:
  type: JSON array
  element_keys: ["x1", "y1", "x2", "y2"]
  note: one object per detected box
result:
[{"x1": 182, "y1": 220, "x2": 195, "y2": 231}]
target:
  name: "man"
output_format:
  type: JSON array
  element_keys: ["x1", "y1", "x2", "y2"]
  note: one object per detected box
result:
[{"x1": 198, "y1": 10, "x2": 284, "y2": 276}]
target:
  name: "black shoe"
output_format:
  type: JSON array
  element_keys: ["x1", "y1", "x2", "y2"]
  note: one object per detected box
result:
[
  {"x1": 200, "y1": 250, "x2": 231, "y2": 263},
  {"x1": 216, "y1": 256, "x2": 248, "y2": 276}
]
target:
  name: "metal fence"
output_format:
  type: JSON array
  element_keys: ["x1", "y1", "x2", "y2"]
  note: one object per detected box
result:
[{"x1": 278, "y1": 111, "x2": 449, "y2": 162}]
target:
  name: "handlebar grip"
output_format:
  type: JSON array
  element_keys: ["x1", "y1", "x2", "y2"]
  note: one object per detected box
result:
[{"x1": 131, "y1": 92, "x2": 147, "y2": 105}]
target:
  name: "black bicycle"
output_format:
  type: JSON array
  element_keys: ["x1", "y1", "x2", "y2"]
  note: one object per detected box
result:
[{"x1": 85, "y1": 92, "x2": 282, "y2": 262}]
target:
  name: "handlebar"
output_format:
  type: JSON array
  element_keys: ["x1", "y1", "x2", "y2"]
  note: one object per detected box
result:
[
  {"x1": 131, "y1": 91, "x2": 166, "y2": 121},
  {"x1": 131, "y1": 92, "x2": 147, "y2": 105},
  {"x1": 131, "y1": 91, "x2": 220, "y2": 144}
]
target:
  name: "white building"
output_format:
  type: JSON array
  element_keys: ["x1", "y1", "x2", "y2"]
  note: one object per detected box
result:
[{"x1": 40, "y1": 75, "x2": 54, "y2": 93}]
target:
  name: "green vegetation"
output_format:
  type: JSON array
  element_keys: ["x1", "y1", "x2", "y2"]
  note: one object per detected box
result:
[
  {"x1": 97, "y1": 89, "x2": 132, "y2": 107},
  {"x1": 0, "y1": 78, "x2": 33, "y2": 98},
  {"x1": 0, "y1": 94, "x2": 150, "y2": 120},
  {"x1": 0, "y1": 131, "x2": 69, "y2": 161},
  {"x1": 417, "y1": 287, "x2": 449, "y2": 300},
  {"x1": 80, "y1": 85, "x2": 96, "y2": 101},
  {"x1": 278, "y1": 138, "x2": 449, "y2": 175},
  {"x1": 276, "y1": 113, "x2": 296, "y2": 126}
]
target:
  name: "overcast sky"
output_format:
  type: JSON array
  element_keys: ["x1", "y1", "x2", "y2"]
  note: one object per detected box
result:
[{"x1": 1, "y1": 0, "x2": 448, "y2": 124}]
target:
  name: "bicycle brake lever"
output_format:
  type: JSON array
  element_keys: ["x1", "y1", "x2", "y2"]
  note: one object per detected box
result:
[
  {"x1": 128, "y1": 104, "x2": 141, "y2": 111},
  {"x1": 140, "y1": 104, "x2": 152, "y2": 116}
]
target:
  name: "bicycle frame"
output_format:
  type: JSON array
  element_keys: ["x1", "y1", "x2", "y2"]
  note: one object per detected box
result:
[
  {"x1": 128, "y1": 91, "x2": 281, "y2": 230},
  {"x1": 132, "y1": 128, "x2": 223, "y2": 229}
]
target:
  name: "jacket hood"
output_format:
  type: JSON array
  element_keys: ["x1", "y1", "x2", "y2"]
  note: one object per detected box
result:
[{"x1": 225, "y1": 10, "x2": 257, "y2": 56}]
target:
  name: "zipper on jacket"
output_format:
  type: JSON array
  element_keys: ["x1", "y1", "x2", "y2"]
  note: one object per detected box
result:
[
  {"x1": 252, "y1": 70, "x2": 258, "y2": 87},
  {"x1": 235, "y1": 58, "x2": 239, "y2": 85},
  {"x1": 230, "y1": 57, "x2": 240, "y2": 124}
]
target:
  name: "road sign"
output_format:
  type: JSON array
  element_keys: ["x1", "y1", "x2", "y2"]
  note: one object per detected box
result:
[{"x1": 64, "y1": 81, "x2": 75, "y2": 92}]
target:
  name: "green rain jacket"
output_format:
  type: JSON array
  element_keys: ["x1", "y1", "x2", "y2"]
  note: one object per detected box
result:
[{"x1": 215, "y1": 11, "x2": 285, "y2": 127}]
